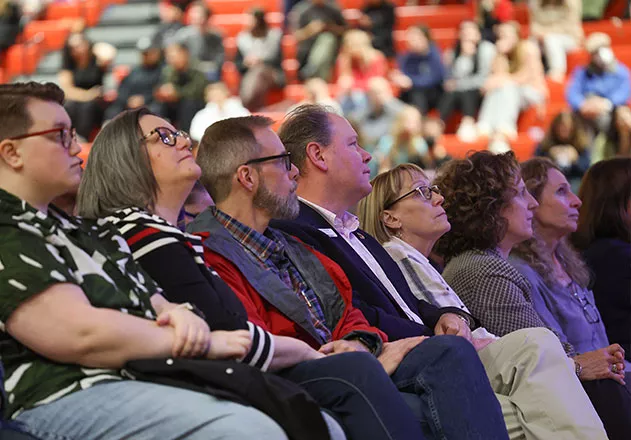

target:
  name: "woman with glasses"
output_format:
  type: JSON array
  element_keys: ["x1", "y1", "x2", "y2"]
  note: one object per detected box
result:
[{"x1": 510, "y1": 157, "x2": 631, "y2": 439}]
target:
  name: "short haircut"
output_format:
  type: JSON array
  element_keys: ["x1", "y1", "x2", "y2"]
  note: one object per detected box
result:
[
  {"x1": 0, "y1": 82, "x2": 65, "y2": 142},
  {"x1": 196, "y1": 116, "x2": 273, "y2": 203},
  {"x1": 278, "y1": 104, "x2": 335, "y2": 175},
  {"x1": 77, "y1": 107, "x2": 159, "y2": 218},
  {"x1": 434, "y1": 151, "x2": 520, "y2": 261},
  {"x1": 358, "y1": 163, "x2": 428, "y2": 245}
]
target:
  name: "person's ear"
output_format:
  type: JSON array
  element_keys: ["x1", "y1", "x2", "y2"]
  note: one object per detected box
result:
[
  {"x1": 235, "y1": 164, "x2": 258, "y2": 193},
  {"x1": 381, "y1": 209, "x2": 402, "y2": 231},
  {"x1": 305, "y1": 141, "x2": 328, "y2": 172},
  {"x1": 0, "y1": 139, "x2": 24, "y2": 171}
]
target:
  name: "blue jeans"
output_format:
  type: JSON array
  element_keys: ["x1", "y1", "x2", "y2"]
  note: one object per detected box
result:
[
  {"x1": 14, "y1": 380, "x2": 345, "y2": 440},
  {"x1": 279, "y1": 351, "x2": 425, "y2": 440},
  {"x1": 391, "y1": 335, "x2": 509, "y2": 440}
]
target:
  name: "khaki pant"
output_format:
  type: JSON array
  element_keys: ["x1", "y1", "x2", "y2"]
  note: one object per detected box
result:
[{"x1": 478, "y1": 328, "x2": 608, "y2": 440}]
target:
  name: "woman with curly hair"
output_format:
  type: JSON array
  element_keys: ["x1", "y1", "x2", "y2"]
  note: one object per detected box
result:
[
  {"x1": 572, "y1": 158, "x2": 631, "y2": 364},
  {"x1": 510, "y1": 157, "x2": 631, "y2": 440}
]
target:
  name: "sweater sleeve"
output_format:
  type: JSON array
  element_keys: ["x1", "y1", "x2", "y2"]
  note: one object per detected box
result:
[{"x1": 455, "y1": 41, "x2": 496, "y2": 91}]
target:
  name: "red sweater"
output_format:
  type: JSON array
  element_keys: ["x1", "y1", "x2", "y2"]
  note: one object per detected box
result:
[{"x1": 202, "y1": 239, "x2": 388, "y2": 349}]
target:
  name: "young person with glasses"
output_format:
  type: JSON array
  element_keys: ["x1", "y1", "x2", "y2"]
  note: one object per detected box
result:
[{"x1": 510, "y1": 157, "x2": 631, "y2": 440}]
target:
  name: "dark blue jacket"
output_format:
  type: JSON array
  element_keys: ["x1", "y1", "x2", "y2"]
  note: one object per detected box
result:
[
  {"x1": 271, "y1": 201, "x2": 473, "y2": 340},
  {"x1": 397, "y1": 44, "x2": 445, "y2": 89}
]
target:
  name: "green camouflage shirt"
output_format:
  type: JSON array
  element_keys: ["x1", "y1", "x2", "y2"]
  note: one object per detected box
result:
[{"x1": 0, "y1": 189, "x2": 160, "y2": 419}]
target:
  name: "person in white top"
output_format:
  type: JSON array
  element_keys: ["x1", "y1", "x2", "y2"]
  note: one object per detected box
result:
[
  {"x1": 189, "y1": 82, "x2": 250, "y2": 141},
  {"x1": 357, "y1": 162, "x2": 608, "y2": 440}
]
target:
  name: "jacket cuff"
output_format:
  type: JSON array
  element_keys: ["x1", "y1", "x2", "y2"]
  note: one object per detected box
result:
[
  {"x1": 342, "y1": 330, "x2": 384, "y2": 357},
  {"x1": 438, "y1": 307, "x2": 480, "y2": 330}
]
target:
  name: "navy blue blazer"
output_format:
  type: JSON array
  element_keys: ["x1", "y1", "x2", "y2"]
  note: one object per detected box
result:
[{"x1": 271, "y1": 201, "x2": 472, "y2": 340}]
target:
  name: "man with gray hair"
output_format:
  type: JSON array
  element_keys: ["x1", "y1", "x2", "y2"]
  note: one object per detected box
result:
[{"x1": 189, "y1": 115, "x2": 510, "y2": 440}]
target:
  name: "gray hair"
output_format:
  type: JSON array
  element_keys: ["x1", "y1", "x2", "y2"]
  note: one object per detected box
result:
[
  {"x1": 278, "y1": 104, "x2": 334, "y2": 175},
  {"x1": 196, "y1": 115, "x2": 273, "y2": 204},
  {"x1": 77, "y1": 107, "x2": 158, "y2": 218}
]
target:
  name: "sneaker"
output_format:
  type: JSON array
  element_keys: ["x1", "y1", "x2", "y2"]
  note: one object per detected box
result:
[
  {"x1": 457, "y1": 121, "x2": 478, "y2": 143},
  {"x1": 488, "y1": 139, "x2": 512, "y2": 154}
]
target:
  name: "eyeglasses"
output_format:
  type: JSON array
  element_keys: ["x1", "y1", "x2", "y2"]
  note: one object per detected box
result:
[
  {"x1": 140, "y1": 126, "x2": 192, "y2": 149},
  {"x1": 384, "y1": 185, "x2": 441, "y2": 209},
  {"x1": 9, "y1": 127, "x2": 77, "y2": 150},
  {"x1": 243, "y1": 152, "x2": 292, "y2": 171},
  {"x1": 571, "y1": 283, "x2": 601, "y2": 324}
]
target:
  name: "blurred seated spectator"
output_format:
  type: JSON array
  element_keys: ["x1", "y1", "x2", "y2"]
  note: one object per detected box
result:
[
  {"x1": 592, "y1": 105, "x2": 631, "y2": 162},
  {"x1": 235, "y1": 8, "x2": 284, "y2": 112},
  {"x1": 566, "y1": 33, "x2": 631, "y2": 138},
  {"x1": 477, "y1": 22, "x2": 547, "y2": 149},
  {"x1": 347, "y1": 76, "x2": 404, "y2": 152},
  {"x1": 391, "y1": 25, "x2": 445, "y2": 115},
  {"x1": 173, "y1": 2, "x2": 223, "y2": 82},
  {"x1": 336, "y1": 29, "x2": 388, "y2": 114},
  {"x1": 105, "y1": 37, "x2": 163, "y2": 121},
  {"x1": 292, "y1": 77, "x2": 342, "y2": 114},
  {"x1": 439, "y1": 20, "x2": 496, "y2": 142},
  {"x1": 421, "y1": 116, "x2": 451, "y2": 175},
  {"x1": 190, "y1": 82, "x2": 250, "y2": 141},
  {"x1": 293, "y1": 0, "x2": 347, "y2": 81},
  {"x1": 535, "y1": 111, "x2": 591, "y2": 188},
  {"x1": 0, "y1": 0, "x2": 20, "y2": 55},
  {"x1": 358, "y1": 0, "x2": 395, "y2": 58},
  {"x1": 59, "y1": 32, "x2": 116, "y2": 140},
  {"x1": 20, "y1": 0, "x2": 46, "y2": 24},
  {"x1": 373, "y1": 105, "x2": 426, "y2": 176},
  {"x1": 151, "y1": 1, "x2": 184, "y2": 48},
  {"x1": 153, "y1": 42, "x2": 207, "y2": 132},
  {"x1": 530, "y1": 0, "x2": 583, "y2": 83},
  {"x1": 477, "y1": 0, "x2": 513, "y2": 42},
  {"x1": 178, "y1": 180, "x2": 214, "y2": 228}
]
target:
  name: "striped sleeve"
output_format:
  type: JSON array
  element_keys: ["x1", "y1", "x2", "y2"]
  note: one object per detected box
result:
[
  {"x1": 122, "y1": 225, "x2": 179, "y2": 260},
  {"x1": 241, "y1": 321, "x2": 275, "y2": 372}
]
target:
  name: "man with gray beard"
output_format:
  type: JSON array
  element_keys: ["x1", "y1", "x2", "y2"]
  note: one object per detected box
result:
[{"x1": 187, "y1": 115, "x2": 509, "y2": 440}]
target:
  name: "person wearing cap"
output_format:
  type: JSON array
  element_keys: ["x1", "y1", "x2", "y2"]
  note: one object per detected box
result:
[
  {"x1": 105, "y1": 37, "x2": 163, "y2": 121},
  {"x1": 566, "y1": 32, "x2": 631, "y2": 136}
]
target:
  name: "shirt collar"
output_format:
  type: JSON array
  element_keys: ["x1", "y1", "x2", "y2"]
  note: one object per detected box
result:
[
  {"x1": 387, "y1": 236, "x2": 429, "y2": 264},
  {"x1": 299, "y1": 197, "x2": 359, "y2": 238}
]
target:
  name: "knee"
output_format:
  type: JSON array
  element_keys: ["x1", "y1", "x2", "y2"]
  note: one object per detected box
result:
[
  {"x1": 424, "y1": 335, "x2": 478, "y2": 363},
  {"x1": 505, "y1": 327, "x2": 567, "y2": 360},
  {"x1": 212, "y1": 405, "x2": 288, "y2": 440}
]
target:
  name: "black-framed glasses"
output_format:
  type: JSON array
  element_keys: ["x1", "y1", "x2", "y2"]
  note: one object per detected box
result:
[
  {"x1": 9, "y1": 127, "x2": 77, "y2": 150},
  {"x1": 140, "y1": 126, "x2": 192, "y2": 148},
  {"x1": 571, "y1": 283, "x2": 601, "y2": 324},
  {"x1": 384, "y1": 185, "x2": 441, "y2": 209},
  {"x1": 243, "y1": 152, "x2": 292, "y2": 171}
]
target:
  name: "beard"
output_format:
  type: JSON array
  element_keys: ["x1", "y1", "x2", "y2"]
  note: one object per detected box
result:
[{"x1": 253, "y1": 176, "x2": 300, "y2": 220}]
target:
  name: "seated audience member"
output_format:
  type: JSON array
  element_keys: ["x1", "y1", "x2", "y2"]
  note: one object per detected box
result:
[
  {"x1": 358, "y1": 0, "x2": 395, "y2": 58},
  {"x1": 477, "y1": 0, "x2": 513, "y2": 42},
  {"x1": 235, "y1": 8, "x2": 285, "y2": 112},
  {"x1": 0, "y1": 81, "x2": 291, "y2": 440},
  {"x1": 150, "y1": 1, "x2": 184, "y2": 48},
  {"x1": 439, "y1": 20, "x2": 496, "y2": 142},
  {"x1": 591, "y1": 105, "x2": 631, "y2": 161},
  {"x1": 511, "y1": 158, "x2": 631, "y2": 440},
  {"x1": 347, "y1": 77, "x2": 404, "y2": 151},
  {"x1": 356, "y1": 163, "x2": 611, "y2": 439},
  {"x1": 433, "y1": 151, "x2": 619, "y2": 439},
  {"x1": 189, "y1": 82, "x2": 250, "y2": 142},
  {"x1": 188, "y1": 115, "x2": 511, "y2": 440},
  {"x1": 292, "y1": 78, "x2": 342, "y2": 115},
  {"x1": 420, "y1": 117, "x2": 451, "y2": 175},
  {"x1": 566, "y1": 33, "x2": 631, "y2": 137},
  {"x1": 105, "y1": 37, "x2": 163, "y2": 121},
  {"x1": 392, "y1": 25, "x2": 445, "y2": 115},
  {"x1": 154, "y1": 42, "x2": 208, "y2": 132},
  {"x1": 179, "y1": 180, "x2": 214, "y2": 228},
  {"x1": 0, "y1": 0, "x2": 20, "y2": 55},
  {"x1": 293, "y1": 0, "x2": 346, "y2": 81},
  {"x1": 535, "y1": 111, "x2": 591, "y2": 190},
  {"x1": 372, "y1": 105, "x2": 426, "y2": 176},
  {"x1": 273, "y1": 105, "x2": 608, "y2": 440},
  {"x1": 173, "y1": 2, "x2": 224, "y2": 82},
  {"x1": 477, "y1": 22, "x2": 547, "y2": 149},
  {"x1": 530, "y1": 0, "x2": 583, "y2": 83},
  {"x1": 572, "y1": 158, "x2": 631, "y2": 364},
  {"x1": 336, "y1": 30, "x2": 388, "y2": 115},
  {"x1": 59, "y1": 32, "x2": 116, "y2": 141}
]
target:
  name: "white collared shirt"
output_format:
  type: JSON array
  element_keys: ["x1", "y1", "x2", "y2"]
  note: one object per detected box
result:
[
  {"x1": 384, "y1": 237, "x2": 498, "y2": 340},
  {"x1": 299, "y1": 198, "x2": 425, "y2": 324}
]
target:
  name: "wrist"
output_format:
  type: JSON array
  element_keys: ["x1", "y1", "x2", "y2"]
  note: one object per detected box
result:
[
  {"x1": 574, "y1": 358, "x2": 583, "y2": 380},
  {"x1": 174, "y1": 302, "x2": 206, "y2": 320}
]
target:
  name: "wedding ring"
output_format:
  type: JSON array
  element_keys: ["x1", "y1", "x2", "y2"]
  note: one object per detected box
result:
[{"x1": 611, "y1": 364, "x2": 619, "y2": 374}]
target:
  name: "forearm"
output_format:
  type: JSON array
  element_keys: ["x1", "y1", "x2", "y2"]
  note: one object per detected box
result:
[{"x1": 268, "y1": 335, "x2": 320, "y2": 371}]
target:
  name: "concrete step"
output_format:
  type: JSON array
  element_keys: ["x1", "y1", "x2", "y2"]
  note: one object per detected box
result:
[
  {"x1": 36, "y1": 51, "x2": 62, "y2": 75},
  {"x1": 98, "y1": 2, "x2": 159, "y2": 26},
  {"x1": 86, "y1": 23, "x2": 158, "y2": 49}
]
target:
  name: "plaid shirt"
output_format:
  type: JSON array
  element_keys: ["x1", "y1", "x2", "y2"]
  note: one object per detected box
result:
[{"x1": 212, "y1": 208, "x2": 332, "y2": 343}]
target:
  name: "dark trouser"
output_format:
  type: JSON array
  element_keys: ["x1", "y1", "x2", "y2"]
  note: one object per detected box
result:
[
  {"x1": 65, "y1": 99, "x2": 105, "y2": 141},
  {"x1": 401, "y1": 85, "x2": 443, "y2": 115},
  {"x1": 151, "y1": 99, "x2": 205, "y2": 132},
  {"x1": 582, "y1": 377, "x2": 631, "y2": 440},
  {"x1": 438, "y1": 89, "x2": 482, "y2": 121}
]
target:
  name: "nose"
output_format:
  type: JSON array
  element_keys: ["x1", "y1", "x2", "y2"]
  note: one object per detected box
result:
[
  {"x1": 289, "y1": 163, "x2": 299, "y2": 181},
  {"x1": 68, "y1": 136, "x2": 82, "y2": 157},
  {"x1": 570, "y1": 191, "x2": 582, "y2": 209},
  {"x1": 527, "y1": 191, "x2": 539, "y2": 210},
  {"x1": 360, "y1": 146, "x2": 372, "y2": 164},
  {"x1": 176, "y1": 133, "x2": 192, "y2": 151},
  {"x1": 433, "y1": 192, "x2": 445, "y2": 206}
]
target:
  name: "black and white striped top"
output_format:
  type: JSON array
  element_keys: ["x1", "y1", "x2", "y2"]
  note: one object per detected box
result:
[{"x1": 104, "y1": 207, "x2": 275, "y2": 371}]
